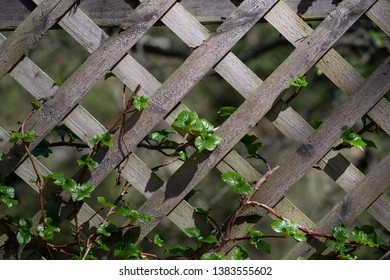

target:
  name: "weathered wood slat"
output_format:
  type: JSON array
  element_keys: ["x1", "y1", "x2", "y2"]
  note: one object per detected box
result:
[
  {"x1": 0, "y1": 0, "x2": 177, "y2": 176},
  {"x1": 0, "y1": 0, "x2": 345, "y2": 30},
  {"x1": 127, "y1": 0, "x2": 380, "y2": 243},
  {"x1": 0, "y1": 0, "x2": 76, "y2": 79},
  {"x1": 285, "y1": 153, "x2": 390, "y2": 259}
]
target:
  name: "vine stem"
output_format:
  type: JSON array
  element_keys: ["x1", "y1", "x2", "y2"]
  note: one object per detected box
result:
[
  {"x1": 212, "y1": 167, "x2": 278, "y2": 253},
  {"x1": 20, "y1": 110, "x2": 46, "y2": 230},
  {"x1": 247, "y1": 201, "x2": 334, "y2": 240}
]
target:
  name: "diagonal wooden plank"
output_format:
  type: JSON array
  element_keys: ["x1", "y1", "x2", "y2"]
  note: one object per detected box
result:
[
  {"x1": 0, "y1": 0, "x2": 178, "y2": 177},
  {"x1": 124, "y1": 0, "x2": 381, "y2": 242},
  {"x1": 0, "y1": 0, "x2": 77, "y2": 79},
  {"x1": 0, "y1": 0, "x2": 351, "y2": 29},
  {"x1": 285, "y1": 152, "x2": 390, "y2": 259}
]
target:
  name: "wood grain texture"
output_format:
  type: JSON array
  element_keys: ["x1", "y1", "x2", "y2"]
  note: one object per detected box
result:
[
  {"x1": 0, "y1": 0, "x2": 76, "y2": 78},
  {"x1": 0, "y1": 0, "x2": 345, "y2": 30}
]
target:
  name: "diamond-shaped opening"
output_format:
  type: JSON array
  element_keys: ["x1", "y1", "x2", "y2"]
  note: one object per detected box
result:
[
  {"x1": 79, "y1": 75, "x2": 126, "y2": 128},
  {"x1": 186, "y1": 168, "x2": 241, "y2": 226},
  {"x1": 332, "y1": 18, "x2": 390, "y2": 78},
  {"x1": 139, "y1": 217, "x2": 198, "y2": 259},
  {"x1": 0, "y1": 75, "x2": 36, "y2": 132},
  {"x1": 128, "y1": 25, "x2": 191, "y2": 83},
  {"x1": 230, "y1": 22, "x2": 295, "y2": 80},
  {"x1": 25, "y1": 29, "x2": 89, "y2": 83},
  {"x1": 232, "y1": 116, "x2": 300, "y2": 175},
  {"x1": 285, "y1": 168, "x2": 346, "y2": 223}
]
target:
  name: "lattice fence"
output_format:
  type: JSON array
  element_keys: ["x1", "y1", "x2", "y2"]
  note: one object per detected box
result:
[{"x1": 0, "y1": 0, "x2": 390, "y2": 259}]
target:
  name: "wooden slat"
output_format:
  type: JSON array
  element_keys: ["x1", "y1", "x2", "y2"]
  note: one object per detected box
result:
[
  {"x1": 0, "y1": 0, "x2": 76, "y2": 79},
  {"x1": 0, "y1": 0, "x2": 346, "y2": 30}
]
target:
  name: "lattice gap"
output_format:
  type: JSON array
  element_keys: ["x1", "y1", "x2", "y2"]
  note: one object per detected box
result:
[
  {"x1": 231, "y1": 22, "x2": 295, "y2": 80},
  {"x1": 333, "y1": 18, "x2": 390, "y2": 78},
  {"x1": 25, "y1": 29, "x2": 89, "y2": 82},
  {"x1": 129, "y1": 25, "x2": 191, "y2": 83},
  {"x1": 285, "y1": 168, "x2": 346, "y2": 222}
]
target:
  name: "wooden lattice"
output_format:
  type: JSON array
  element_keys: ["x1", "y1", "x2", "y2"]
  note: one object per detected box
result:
[{"x1": 0, "y1": 0, "x2": 390, "y2": 259}]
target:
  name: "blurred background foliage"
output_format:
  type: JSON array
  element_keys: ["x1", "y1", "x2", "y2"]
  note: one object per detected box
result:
[{"x1": 1, "y1": 16, "x2": 390, "y2": 259}]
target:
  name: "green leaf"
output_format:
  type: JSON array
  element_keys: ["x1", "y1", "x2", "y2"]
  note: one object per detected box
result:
[
  {"x1": 77, "y1": 154, "x2": 99, "y2": 169},
  {"x1": 9, "y1": 130, "x2": 36, "y2": 143},
  {"x1": 309, "y1": 120, "x2": 323, "y2": 129},
  {"x1": 114, "y1": 241, "x2": 142, "y2": 260},
  {"x1": 332, "y1": 225, "x2": 349, "y2": 243},
  {"x1": 231, "y1": 245, "x2": 249, "y2": 260},
  {"x1": 289, "y1": 76, "x2": 308, "y2": 88},
  {"x1": 166, "y1": 245, "x2": 195, "y2": 257},
  {"x1": 17, "y1": 230, "x2": 31, "y2": 245},
  {"x1": 71, "y1": 183, "x2": 95, "y2": 202},
  {"x1": 153, "y1": 233, "x2": 164, "y2": 247},
  {"x1": 200, "y1": 234, "x2": 217, "y2": 244},
  {"x1": 97, "y1": 196, "x2": 116, "y2": 209},
  {"x1": 217, "y1": 106, "x2": 236, "y2": 118},
  {"x1": 19, "y1": 218, "x2": 33, "y2": 230},
  {"x1": 185, "y1": 227, "x2": 202, "y2": 240},
  {"x1": 24, "y1": 130, "x2": 37, "y2": 142},
  {"x1": 36, "y1": 220, "x2": 60, "y2": 241},
  {"x1": 31, "y1": 102, "x2": 41, "y2": 111},
  {"x1": 0, "y1": 185, "x2": 18, "y2": 208},
  {"x1": 271, "y1": 219, "x2": 298, "y2": 236},
  {"x1": 97, "y1": 220, "x2": 118, "y2": 237},
  {"x1": 61, "y1": 178, "x2": 78, "y2": 192},
  {"x1": 326, "y1": 239, "x2": 344, "y2": 252},
  {"x1": 32, "y1": 139, "x2": 52, "y2": 158},
  {"x1": 116, "y1": 207, "x2": 151, "y2": 223},
  {"x1": 352, "y1": 227, "x2": 378, "y2": 248},
  {"x1": 53, "y1": 80, "x2": 63, "y2": 87},
  {"x1": 172, "y1": 110, "x2": 198, "y2": 131},
  {"x1": 0, "y1": 150, "x2": 3, "y2": 161},
  {"x1": 194, "y1": 134, "x2": 222, "y2": 152},
  {"x1": 89, "y1": 132, "x2": 113, "y2": 148},
  {"x1": 17, "y1": 218, "x2": 33, "y2": 245},
  {"x1": 191, "y1": 118, "x2": 214, "y2": 136},
  {"x1": 221, "y1": 171, "x2": 253, "y2": 195},
  {"x1": 341, "y1": 128, "x2": 367, "y2": 150},
  {"x1": 132, "y1": 96, "x2": 149, "y2": 111},
  {"x1": 254, "y1": 239, "x2": 271, "y2": 254},
  {"x1": 292, "y1": 233, "x2": 307, "y2": 242},
  {"x1": 201, "y1": 252, "x2": 226, "y2": 260},
  {"x1": 96, "y1": 239, "x2": 110, "y2": 251},
  {"x1": 150, "y1": 129, "x2": 177, "y2": 142},
  {"x1": 175, "y1": 150, "x2": 188, "y2": 161}
]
